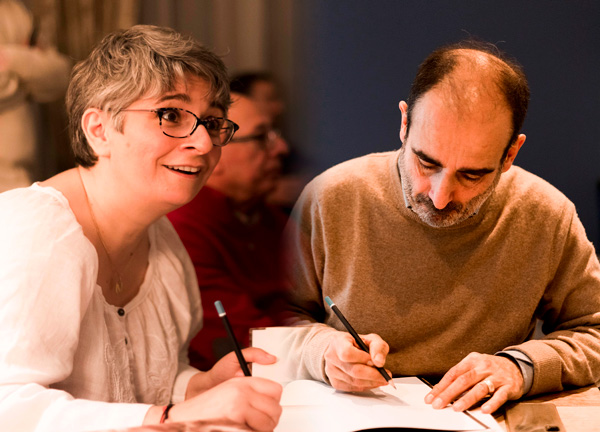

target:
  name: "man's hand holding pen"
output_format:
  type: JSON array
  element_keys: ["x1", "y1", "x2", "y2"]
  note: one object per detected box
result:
[{"x1": 324, "y1": 331, "x2": 392, "y2": 392}]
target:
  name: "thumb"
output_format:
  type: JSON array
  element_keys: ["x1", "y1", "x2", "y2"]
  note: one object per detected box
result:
[
  {"x1": 363, "y1": 333, "x2": 389, "y2": 367},
  {"x1": 241, "y1": 347, "x2": 277, "y2": 365}
]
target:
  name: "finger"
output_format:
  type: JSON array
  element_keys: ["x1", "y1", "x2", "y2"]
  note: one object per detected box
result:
[
  {"x1": 246, "y1": 377, "x2": 283, "y2": 400},
  {"x1": 362, "y1": 333, "x2": 390, "y2": 367},
  {"x1": 332, "y1": 334, "x2": 373, "y2": 364},
  {"x1": 480, "y1": 386, "x2": 509, "y2": 414},
  {"x1": 335, "y1": 356, "x2": 389, "y2": 384},
  {"x1": 426, "y1": 355, "x2": 482, "y2": 404},
  {"x1": 327, "y1": 363, "x2": 387, "y2": 391},
  {"x1": 429, "y1": 369, "x2": 482, "y2": 409},
  {"x1": 245, "y1": 408, "x2": 280, "y2": 432},
  {"x1": 451, "y1": 379, "x2": 493, "y2": 411},
  {"x1": 247, "y1": 391, "x2": 283, "y2": 431},
  {"x1": 240, "y1": 347, "x2": 277, "y2": 365}
]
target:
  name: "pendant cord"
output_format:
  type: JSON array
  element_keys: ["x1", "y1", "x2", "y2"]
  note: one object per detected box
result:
[{"x1": 78, "y1": 168, "x2": 134, "y2": 294}]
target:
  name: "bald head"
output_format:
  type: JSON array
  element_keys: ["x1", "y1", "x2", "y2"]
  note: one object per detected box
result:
[{"x1": 406, "y1": 42, "x2": 530, "y2": 152}]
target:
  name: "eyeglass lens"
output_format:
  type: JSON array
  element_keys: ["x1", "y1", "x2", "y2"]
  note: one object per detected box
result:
[{"x1": 157, "y1": 108, "x2": 236, "y2": 145}]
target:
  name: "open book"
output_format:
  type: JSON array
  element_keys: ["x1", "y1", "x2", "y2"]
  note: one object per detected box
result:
[{"x1": 251, "y1": 327, "x2": 501, "y2": 432}]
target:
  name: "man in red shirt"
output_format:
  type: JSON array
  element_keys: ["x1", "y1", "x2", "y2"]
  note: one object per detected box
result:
[{"x1": 168, "y1": 93, "x2": 290, "y2": 370}]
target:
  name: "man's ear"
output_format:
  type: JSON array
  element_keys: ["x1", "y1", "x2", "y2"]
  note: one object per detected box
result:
[
  {"x1": 81, "y1": 108, "x2": 111, "y2": 159},
  {"x1": 502, "y1": 134, "x2": 526, "y2": 173},
  {"x1": 399, "y1": 101, "x2": 408, "y2": 143}
]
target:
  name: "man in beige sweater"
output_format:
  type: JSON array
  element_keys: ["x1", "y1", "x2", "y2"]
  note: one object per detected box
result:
[{"x1": 285, "y1": 41, "x2": 600, "y2": 415}]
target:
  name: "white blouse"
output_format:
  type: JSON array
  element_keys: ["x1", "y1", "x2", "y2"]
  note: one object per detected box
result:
[{"x1": 0, "y1": 184, "x2": 203, "y2": 431}]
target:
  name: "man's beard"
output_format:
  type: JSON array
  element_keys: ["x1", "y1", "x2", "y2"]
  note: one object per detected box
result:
[{"x1": 399, "y1": 150, "x2": 501, "y2": 228}]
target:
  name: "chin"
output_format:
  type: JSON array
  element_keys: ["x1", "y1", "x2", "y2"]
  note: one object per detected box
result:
[{"x1": 166, "y1": 185, "x2": 205, "y2": 210}]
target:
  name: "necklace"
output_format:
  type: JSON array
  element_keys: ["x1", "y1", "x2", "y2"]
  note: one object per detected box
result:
[{"x1": 78, "y1": 169, "x2": 133, "y2": 294}]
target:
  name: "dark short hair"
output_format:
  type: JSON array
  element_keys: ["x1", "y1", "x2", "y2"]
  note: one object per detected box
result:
[
  {"x1": 230, "y1": 71, "x2": 276, "y2": 95},
  {"x1": 406, "y1": 40, "x2": 530, "y2": 159},
  {"x1": 66, "y1": 25, "x2": 231, "y2": 167}
]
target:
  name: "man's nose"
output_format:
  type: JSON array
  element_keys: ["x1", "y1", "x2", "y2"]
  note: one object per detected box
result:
[
  {"x1": 428, "y1": 173, "x2": 454, "y2": 209},
  {"x1": 269, "y1": 131, "x2": 290, "y2": 156}
]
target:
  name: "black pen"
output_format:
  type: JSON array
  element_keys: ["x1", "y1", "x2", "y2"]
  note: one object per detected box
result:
[
  {"x1": 325, "y1": 296, "x2": 396, "y2": 389},
  {"x1": 214, "y1": 300, "x2": 251, "y2": 376}
]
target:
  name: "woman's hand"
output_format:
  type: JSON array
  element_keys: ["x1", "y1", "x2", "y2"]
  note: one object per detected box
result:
[
  {"x1": 145, "y1": 377, "x2": 282, "y2": 431},
  {"x1": 186, "y1": 347, "x2": 277, "y2": 399}
]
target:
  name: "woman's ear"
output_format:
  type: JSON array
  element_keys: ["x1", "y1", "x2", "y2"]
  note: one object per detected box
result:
[{"x1": 81, "y1": 108, "x2": 111, "y2": 159}]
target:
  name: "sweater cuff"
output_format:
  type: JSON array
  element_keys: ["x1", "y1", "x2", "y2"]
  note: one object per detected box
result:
[
  {"x1": 495, "y1": 350, "x2": 534, "y2": 395},
  {"x1": 505, "y1": 340, "x2": 563, "y2": 396},
  {"x1": 295, "y1": 324, "x2": 339, "y2": 383}
]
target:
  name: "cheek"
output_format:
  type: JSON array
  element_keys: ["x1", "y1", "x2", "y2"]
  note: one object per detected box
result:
[
  {"x1": 207, "y1": 148, "x2": 222, "y2": 170},
  {"x1": 408, "y1": 165, "x2": 432, "y2": 196}
]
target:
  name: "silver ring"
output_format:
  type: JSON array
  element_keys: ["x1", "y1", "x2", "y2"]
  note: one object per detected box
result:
[{"x1": 482, "y1": 378, "x2": 495, "y2": 394}]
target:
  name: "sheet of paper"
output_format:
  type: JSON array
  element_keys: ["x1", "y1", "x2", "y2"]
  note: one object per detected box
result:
[
  {"x1": 251, "y1": 327, "x2": 501, "y2": 432},
  {"x1": 251, "y1": 326, "x2": 313, "y2": 384},
  {"x1": 276, "y1": 377, "x2": 494, "y2": 432}
]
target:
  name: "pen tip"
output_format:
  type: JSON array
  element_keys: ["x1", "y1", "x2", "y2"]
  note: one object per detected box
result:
[
  {"x1": 389, "y1": 380, "x2": 397, "y2": 389},
  {"x1": 214, "y1": 300, "x2": 225, "y2": 315},
  {"x1": 324, "y1": 296, "x2": 334, "y2": 307}
]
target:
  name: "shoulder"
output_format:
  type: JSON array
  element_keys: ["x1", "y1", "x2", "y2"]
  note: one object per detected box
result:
[
  {"x1": 0, "y1": 184, "x2": 85, "y2": 243},
  {"x1": 167, "y1": 186, "x2": 228, "y2": 231},
  {"x1": 302, "y1": 151, "x2": 398, "y2": 203},
  {"x1": 498, "y1": 166, "x2": 575, "y2": 215},
  {"x1": 0, "y1": 185, "x2": 96, "y2": 308}
]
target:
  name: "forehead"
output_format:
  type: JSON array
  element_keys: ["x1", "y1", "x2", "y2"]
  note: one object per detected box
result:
[
  {"x1": 408, "y1": 85, "x2": 513, "y2": 169},
  {"x1": 140, "y1": 74, "x2": 214, "y2": 107},
  {"x1": 228, "y1": 95, "x2": 270, "y2": 131}
]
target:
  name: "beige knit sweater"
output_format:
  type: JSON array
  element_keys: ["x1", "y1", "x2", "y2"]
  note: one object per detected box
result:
[{"x1": 285, "y1": 150, "x2": 600, "y2": 396}]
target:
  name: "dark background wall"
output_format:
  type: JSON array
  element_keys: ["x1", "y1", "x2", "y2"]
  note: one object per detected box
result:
[{"x1": 287, "y1": 1, "x2": 600, "y2": 245}]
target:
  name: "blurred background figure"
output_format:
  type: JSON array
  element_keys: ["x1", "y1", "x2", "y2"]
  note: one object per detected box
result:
[
  {"x1": 230, "y1": 71, "x2": 285, "y2": 127},
  {"x1": 0, "y1": 0, "x2": 71, "y2": 192},
  {"x1": 231, "y1": 71, "x2": 310, "y2": 213},
  {"x1": 168, "y1": 92, "x2": 291, "y2": 371}
]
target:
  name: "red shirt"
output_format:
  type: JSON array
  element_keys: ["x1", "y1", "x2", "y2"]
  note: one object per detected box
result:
[{"x1": 168, "y1": 186, "x2": 289, "y2": 370}]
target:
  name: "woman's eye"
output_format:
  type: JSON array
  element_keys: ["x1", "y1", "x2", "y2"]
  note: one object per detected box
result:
[
  {"x1": 203, "y1": 117, "x2": 222, "y2": 132},
  {"x1": 161, "y1": 109, "x2": 181, "y2": 123}
]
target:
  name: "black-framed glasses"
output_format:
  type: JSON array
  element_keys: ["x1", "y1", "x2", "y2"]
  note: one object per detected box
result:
[
  {"x1": 229, "y1": 129, "x2": 282, "y2": 150},
  {"x1": 121, "y1": 108, "x2": 239, "y2": 146}
]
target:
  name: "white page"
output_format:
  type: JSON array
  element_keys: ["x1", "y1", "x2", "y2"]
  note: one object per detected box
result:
[
  {"x1": 252, "y1": 327, "x2": 501, "y2": 432},
  {"x1": 251, "y1": 326, "x2": 313, "y2": 384},
  {"x1": 276, "y1": 378, "x2": 491, "y2": 432}
]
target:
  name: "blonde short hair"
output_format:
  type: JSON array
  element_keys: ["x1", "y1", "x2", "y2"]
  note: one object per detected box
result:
[{"x1": 66, "y1": 25, "x2": 231, "y2": 167}]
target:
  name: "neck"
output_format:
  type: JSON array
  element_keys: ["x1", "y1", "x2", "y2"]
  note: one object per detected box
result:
[
  {"x1": 78, "y1": 166, "x2": 158, "y2": 245},
  {"x1": 78, "y1": 167, "x2": 150, "y2": 302}
]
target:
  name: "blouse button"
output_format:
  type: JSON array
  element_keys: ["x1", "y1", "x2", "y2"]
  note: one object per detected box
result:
[{"x1": 118, "y1": 308, "x2": 125, "y2": 317}]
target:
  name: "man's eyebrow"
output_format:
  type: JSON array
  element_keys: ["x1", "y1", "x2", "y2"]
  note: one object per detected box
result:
[
  {"x1": 413, "y1": 149, "x2": 442, "y2": 167},
  {"x1": 156, "y1": 93, "x2": 191, "y2": 104},
  {"x1": 412, "y1": 148, "x2": 495, "y2": 175},
  {"x1": 458, "y1": 167, "x2": 495, "y2": 176}
]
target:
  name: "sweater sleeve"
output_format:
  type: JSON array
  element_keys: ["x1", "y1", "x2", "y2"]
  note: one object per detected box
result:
[
  {"x1": 283, "y1": 179, "x2": 341, "y2": 382},
  {"x1": 507, "y1": 204, "x2": 600, "y2": 395},
  {"x1": 0, "y1": 188, "x2": 150, "y2": 432}
]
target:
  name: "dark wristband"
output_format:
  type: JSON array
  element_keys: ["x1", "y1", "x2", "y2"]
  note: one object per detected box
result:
[{"x1": 159, "y1": 403, "x2": 174, "y2": 424}]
